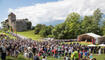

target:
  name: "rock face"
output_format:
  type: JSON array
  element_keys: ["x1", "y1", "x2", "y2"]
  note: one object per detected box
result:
[{"x1": 7, "y1": 12, "x2": 32, "y2": 32}]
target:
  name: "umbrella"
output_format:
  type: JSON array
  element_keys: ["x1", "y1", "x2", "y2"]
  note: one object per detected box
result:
[
  {"x1": 88, "y1": 44, "x2": 96, "y2": 47},
  {"x1": 98, "y1": 44, "x2": 105, "y2": 47}
]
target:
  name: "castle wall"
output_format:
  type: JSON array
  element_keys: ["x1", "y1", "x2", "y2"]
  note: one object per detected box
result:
[{"x1": 15, "y1": 20, "x2": 28, "y2": 32}]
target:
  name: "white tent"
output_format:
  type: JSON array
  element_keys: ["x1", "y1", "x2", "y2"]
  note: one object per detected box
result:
[
  {"x1": 86, "y1": 33, "x2": 101, "y2": 44},
  {"x1": 98, "y1": 44, "x2": 105, "y2": 46}
]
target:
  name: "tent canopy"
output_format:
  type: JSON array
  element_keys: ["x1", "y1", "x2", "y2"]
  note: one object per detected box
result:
[
  {"x1": 78, "y1": 33, "x2": 101, "y2": 43},
  {"x1": 98, "y1": 44, "x2": 105, "y2": 46},
  {"x1": 86, "y1": 33, "x2": 101, "y2": 39}
]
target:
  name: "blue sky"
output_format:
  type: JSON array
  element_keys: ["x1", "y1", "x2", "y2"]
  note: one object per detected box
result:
[{"x1": 0, "y1": 0, "x2": 105, "y2": 26}]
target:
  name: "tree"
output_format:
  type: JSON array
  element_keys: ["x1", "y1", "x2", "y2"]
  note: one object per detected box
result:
[
  {"x1": 92, "y1": 8, "x2": 103, "y2": 35},
  {"x1": 34, "y1": 9, "x2": 104, "y2": 39},
  {"x1": 65, "y1": 12, "x2": 81, "y2": 38},
  {"x1": 52, "y1": 23, "x2": 66, "y2": 39},
  {"x1": 1, "y1": 20, "x2": 9, "y2": 31},
  {"x1": 81, "y1": 16, "x2": 93, "y2": 33},
  {"x1": 27, "y1": 22, "x2": 32, "y2": 29},
  {"x1": 93, "y1": 8, "x2": 103, "y2": 24},
  {"x1": 80, "y1": 9, "x2": 103, "y2": 35},
  {"x1": 39, "y1": 25, "x2": 54, "y2": 37},
  {"x1": 102, "y1": 21, "x2": 105, "y2": 35},
  {"x1": 34, "y1": 24, "x2": 46, "y2": 34}
]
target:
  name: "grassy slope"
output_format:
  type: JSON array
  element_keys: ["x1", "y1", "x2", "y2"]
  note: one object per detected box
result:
[
  {"x1": 17, "y1": 30, "x2": 42, "y2": 41},
  {"x1": 0, "y1": 30, "x2": 16, "y2": 39}
]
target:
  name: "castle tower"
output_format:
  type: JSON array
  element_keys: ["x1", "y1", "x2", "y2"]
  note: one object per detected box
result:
[{"x1": 8, "y1": 12, "x2": 16, "y2": 26}]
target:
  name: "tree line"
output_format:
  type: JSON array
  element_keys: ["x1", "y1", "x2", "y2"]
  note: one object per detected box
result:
[{"x1": 34, "y1": 8, "x2": 105, "y2": 39}]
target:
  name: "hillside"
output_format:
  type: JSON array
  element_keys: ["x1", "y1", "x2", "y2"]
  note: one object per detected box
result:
[{"x1": 17, "y1": 30, "x2": 42, "y2": 41}]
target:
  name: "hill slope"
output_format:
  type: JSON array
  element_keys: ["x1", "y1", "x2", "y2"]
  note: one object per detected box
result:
[{"x1": 17, "y1": 30, "x2": 42, "y2": 41}]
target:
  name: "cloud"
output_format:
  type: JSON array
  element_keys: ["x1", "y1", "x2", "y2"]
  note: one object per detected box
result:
[{"x1": 8, "y1": 0, "x2": 105, "y2": 26}]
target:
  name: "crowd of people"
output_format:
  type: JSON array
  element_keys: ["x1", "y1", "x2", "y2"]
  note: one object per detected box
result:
[{"x1": 0, "y1": 35, "x2": 105, "y2": 60}]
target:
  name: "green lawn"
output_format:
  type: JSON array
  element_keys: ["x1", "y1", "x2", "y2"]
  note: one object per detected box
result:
[
  {"x1": 0, "y1": 30, "x2": 3, "y2": 33},
  {"x1": 0, "y1": 54, "x2": 104, "y2": 60},
  {"x1": 1, "y1": 55, "x2": 63, "y2": 60},
  {"x1": 93, "y1": 54, "x2": 105, "y2": 60},
  {"x1": 17, "y1": 30, "x2": 42, "y2": 41},
  {"x1": 62, "y1": 42, "x2": 92, "y2": 45}
]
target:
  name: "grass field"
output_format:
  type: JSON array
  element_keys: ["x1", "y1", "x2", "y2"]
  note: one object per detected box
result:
[
  {"x1": 0, "y1": 54, "x2": 104, "y2": 60},
  {"x1": 62, "y1": 41, "x2": 92, "y2": 45},
  {"x1": 94, "y1": 54, "x2": 105, "y2": 60},
  {"x1": 17, "y1": 30, "x2": 42, "y2": 41}
]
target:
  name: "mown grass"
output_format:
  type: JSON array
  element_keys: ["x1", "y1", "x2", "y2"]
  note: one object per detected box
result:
[
  {"x1": 0, "y1": 54, "x2": 104, "y2": 60},
  {"x1": 17, "y1": 30, "x2": 42, "y2": 41},
  {"x1": 62, "y1": 41, "x2": 92, "y2": 45},
  {"x1": 93, "y1": 54, "x2": 105, "y2": 60}
]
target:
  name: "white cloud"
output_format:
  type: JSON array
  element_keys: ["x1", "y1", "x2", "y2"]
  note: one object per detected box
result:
[{"x1": 8, "y1": 0, "x2": 105, "y2": 26}]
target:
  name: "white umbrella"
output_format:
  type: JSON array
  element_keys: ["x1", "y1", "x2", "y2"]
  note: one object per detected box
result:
[
  {"x1": 88, "y1": 44, "x2": 96, "y2": 47},
  {"x1": 98, "y1": 44, "x2": 105, "y2": 47}
]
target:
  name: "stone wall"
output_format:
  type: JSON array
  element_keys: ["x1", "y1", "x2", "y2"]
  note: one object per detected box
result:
[{"x1": 15, "y1": 20, "x2": 28, "y2": 32}]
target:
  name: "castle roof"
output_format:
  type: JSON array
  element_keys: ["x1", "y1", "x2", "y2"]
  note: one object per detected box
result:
[{"x1": 8, "y1": 12, "x2": 16, "y2": 16}]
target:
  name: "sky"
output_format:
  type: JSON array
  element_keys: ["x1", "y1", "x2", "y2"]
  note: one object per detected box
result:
[{"x1": 0, "y1": 0, "x2": 105, "y2": 26}]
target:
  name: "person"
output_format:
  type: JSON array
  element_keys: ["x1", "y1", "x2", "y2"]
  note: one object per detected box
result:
[
  {"x1": 24, "y1": 51, "x2": 28, "y2": 58},
  {"x1": 98, "y1": 48, "x2": 101, "y2": 55},
  {"x1": 82, "y1": 57, "x2": 88, "y2": 60},
  {"x1": 66, "y1": 56, "x2": 70, "y2": 60},
  {"x1": 28, "y1": 51, "x2": 33, "y2": 60},
  {"x1": 80, "y1": 50, "x2": 83, "y2": 59},
  {"x1": 33, "y1": 54, "x2": 40, "y2": 60},
  {"x1": 89, "y1": 54, "x2": 93, "y2": 60},
  {"x1": 64, "y1": 56, "x2": 66, "y2": 60},
  {"x1": 74, "y1": 50, "x2": 79, "y2": 60},
  {"x1": 84, "y1": 51, "x2": 88, "y2": 58},
  {"x1": 92, "y1": 58, "x2": 96, "y2": 60},
  {"x1": 71, "y1": 50, "x2": 74, "y2": 60},
  {"x1": 1, "y1": 45, "x2": 6, "y2": 60},
  {"x1": 42, "y1": 56, "x2": 47, "y2": 60}
]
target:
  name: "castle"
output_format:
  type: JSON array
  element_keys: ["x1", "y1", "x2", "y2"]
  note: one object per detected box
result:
[{"x1": 5, "y1": 12, "x2": 32, "y2": 32}]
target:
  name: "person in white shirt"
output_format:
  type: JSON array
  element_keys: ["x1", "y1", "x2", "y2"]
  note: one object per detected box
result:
[
  {"x1": 98, "y1": 48, "x2": 101, "y2": 55},
  {"x1": 24, "y1": 51, "x2": 28, "y2": 58}
]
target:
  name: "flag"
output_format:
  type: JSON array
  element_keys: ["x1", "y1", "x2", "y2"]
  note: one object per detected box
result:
[
  {"x1": 10, "y1": 27, "x2": 11, "y2": 32},
  {"x1": 92, "y1": 39, "x2": 94, "y2": 44}
]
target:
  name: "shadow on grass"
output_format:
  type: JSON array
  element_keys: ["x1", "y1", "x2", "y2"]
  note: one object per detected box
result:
[{"x1": 6, "y1": 56, "x2": 27, "y2": 60}]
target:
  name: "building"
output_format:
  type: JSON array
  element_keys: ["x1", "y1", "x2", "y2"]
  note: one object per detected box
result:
[{"x1": 5, "y1": 12, "x2": 32, "y2": 32}]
